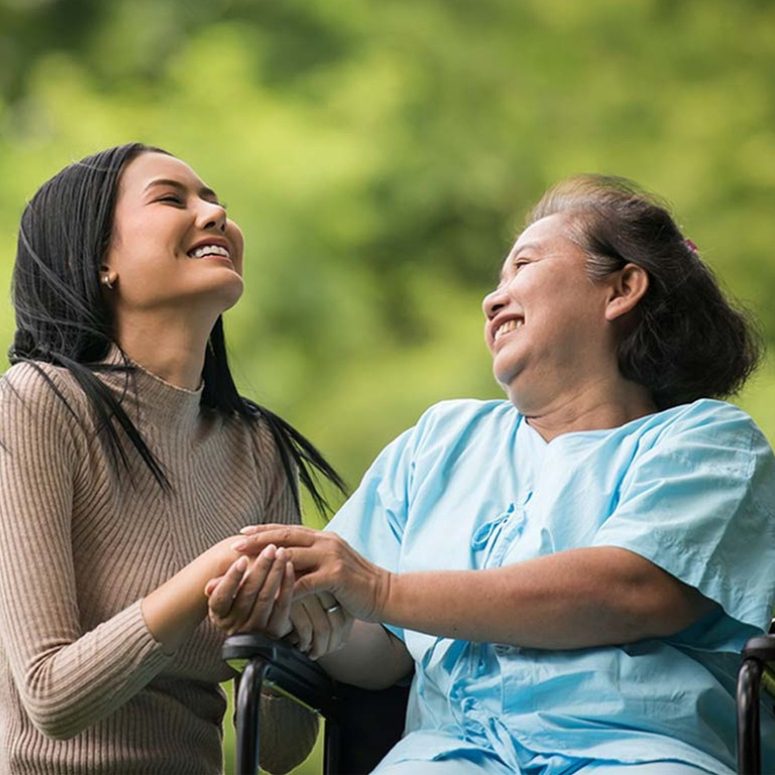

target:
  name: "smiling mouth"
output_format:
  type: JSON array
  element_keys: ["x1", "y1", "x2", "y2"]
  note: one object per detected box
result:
[
  {"x1": 494, "y1": 319, "x2": 523, "y2": 342},
  {"x1": 187, "y1": 244, "x2": 231, "y2": 260}
]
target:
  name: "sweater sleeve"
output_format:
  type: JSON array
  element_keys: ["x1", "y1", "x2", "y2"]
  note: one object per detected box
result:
[{"x1": 0, "y1": 364, "x2": 173, "y2": 739}]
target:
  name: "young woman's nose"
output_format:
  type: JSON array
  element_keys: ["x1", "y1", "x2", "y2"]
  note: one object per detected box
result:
[{"x1": 197, "y1": 200, "x2": 227, "y2": 232}]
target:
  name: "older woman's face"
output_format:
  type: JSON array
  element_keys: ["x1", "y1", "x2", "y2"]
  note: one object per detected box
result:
[{"x1": 482, "y1": 213, "x2": 616, "y2": 401}]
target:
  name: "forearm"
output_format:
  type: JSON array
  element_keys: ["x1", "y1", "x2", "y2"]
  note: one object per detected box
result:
[
  {"x1": 141, "y1": 538, "x2": 240, "y2": 653},
  {"x1": 381, "y1": 547, "x2": 716, "y2": 649},
  {"x1": 318, "y1": 620, "x2": 412, "y2": 689},
  {"x1": 1, "y1": 541, "x2": 241, "y2": 739}
]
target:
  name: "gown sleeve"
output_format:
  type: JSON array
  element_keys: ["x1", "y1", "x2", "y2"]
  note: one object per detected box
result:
[
  {"x1": 592, "y1": 400, "x2": 775, "y2": 633},
  {"x1": 325, "y1": 425, "x2": 417, "y2": 640}
]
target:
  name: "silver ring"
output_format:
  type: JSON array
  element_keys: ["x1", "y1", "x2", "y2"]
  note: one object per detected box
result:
[{"x1": 325, "y1": 603, "x2": 342, "y2": 615}]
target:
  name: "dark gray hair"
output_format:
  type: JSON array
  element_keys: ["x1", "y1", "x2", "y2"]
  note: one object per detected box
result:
[{"x1": 527, "y1": 174, "x2": 761, "y2": 409}]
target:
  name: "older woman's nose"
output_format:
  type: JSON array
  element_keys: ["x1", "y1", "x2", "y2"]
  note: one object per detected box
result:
[{"x1": 482, "y1": 287, "x2": 508, "y2": 320}]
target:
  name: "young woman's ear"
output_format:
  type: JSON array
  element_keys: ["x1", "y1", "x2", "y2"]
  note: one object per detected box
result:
[
  {"x1": 100, "y1": 265, "x2": 118, "y2": 290},
  {"x1": 604, "y1": 263, "x2": 649, "y2": 321}
]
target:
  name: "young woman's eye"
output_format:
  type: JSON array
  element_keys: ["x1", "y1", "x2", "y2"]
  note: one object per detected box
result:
[{"x1": 158, "y1": 194, "x2": 184, "y2": 205}]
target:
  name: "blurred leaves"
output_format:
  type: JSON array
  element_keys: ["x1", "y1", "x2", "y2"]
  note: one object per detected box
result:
[{"x1": 1, "y1": 0, "x2": 774, "y2": 496}]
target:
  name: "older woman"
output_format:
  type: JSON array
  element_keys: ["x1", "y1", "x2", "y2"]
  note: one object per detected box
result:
[{"x1": 218, "y1": 176, "x2": 775, "y2": 774}]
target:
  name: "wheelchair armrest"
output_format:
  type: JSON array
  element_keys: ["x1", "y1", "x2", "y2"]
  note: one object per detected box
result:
[
  {"x1": 223, "y1": 633, "x2": 337, "y2": 716},
  {"x1": 743, "y1": 635, "x2": 775, "y2": 664},
  {"x1": 737, "y1": 634, "x2": 775, "y2": 775}
]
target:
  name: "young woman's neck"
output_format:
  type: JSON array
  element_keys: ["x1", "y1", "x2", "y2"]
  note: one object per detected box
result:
[{"x1": 113, "y1": 312, "x2": 215, "y2": 390}]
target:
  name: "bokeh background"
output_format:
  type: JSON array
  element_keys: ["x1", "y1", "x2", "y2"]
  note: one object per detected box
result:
[{"x1": 1, "y1": 0, "x2": 774, "y2": 772}]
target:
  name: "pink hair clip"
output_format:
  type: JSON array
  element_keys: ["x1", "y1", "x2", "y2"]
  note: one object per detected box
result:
[{"x1": 684, "y1": 239, "x2": 699, "y2": 254}]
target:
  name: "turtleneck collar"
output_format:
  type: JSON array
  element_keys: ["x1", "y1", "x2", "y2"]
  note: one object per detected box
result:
[{"x1": 96, "y1": 344, "x2": 204, "y2": 432}]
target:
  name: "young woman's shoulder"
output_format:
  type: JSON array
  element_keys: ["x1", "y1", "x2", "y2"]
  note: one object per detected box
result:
[{"x1": 0, "y1": 360, "x2": 86, "y2": 435}]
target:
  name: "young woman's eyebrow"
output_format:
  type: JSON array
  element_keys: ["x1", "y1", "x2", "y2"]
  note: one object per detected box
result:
[{"x1": 143, "y1": 178, "x2": 219, "y2": 200}]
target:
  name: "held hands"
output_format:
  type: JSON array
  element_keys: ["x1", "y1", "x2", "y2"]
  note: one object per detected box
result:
[
  {"x1": 205, "y1": 542, "x2": 355, "y2": 659},
  {"x1": 230, "y1": 525, "x2": 393, "y2": 623},
  {"x1": 206, "y1": 545, "x2": 294, "y2": 638}
]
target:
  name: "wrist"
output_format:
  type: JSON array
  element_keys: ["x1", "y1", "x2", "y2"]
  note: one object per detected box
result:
[{"x1": 374, "y1": 570, "x2": 396, "y2": 622}]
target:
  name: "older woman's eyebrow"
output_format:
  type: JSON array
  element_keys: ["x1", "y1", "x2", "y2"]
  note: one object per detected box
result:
[
  {"x1": 143, "y1": 178, "x2": 219, "y2": 200},
  {"x1": 497, "y1": 242, "x2": 542, "y2": 282}
]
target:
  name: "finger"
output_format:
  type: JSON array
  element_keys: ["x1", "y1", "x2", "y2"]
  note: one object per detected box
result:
[
  {"x1": 226, "y1": 545, "x2": 277, "y2": 624},
  {"x1": 264, "y1": 561, "x2": 294, "y2": 639},
  {"x1": 208, "y1": 557, "x2": 248, "y2": 618},
  {"x1": 204, "y1": 575, "x2": 224, "y2": 597},
  {"x1": 316, "y1": 596, "x2": 349, "y2": 652},
  {"x1": 289, "y1": 600, "x2": 313, "y2": 654},
  {"x1": 231, "y1": 526, "x2": 317, "y2": 554},
  {"x1": 240, "y1": 549, "x2": 288, "y2": 632},
  {"x1": 303, "y1": 596, "x2": 332, "y2": 660},
  {"x1": 240, "y1": 523, "x2": 313, "y2": 537}
]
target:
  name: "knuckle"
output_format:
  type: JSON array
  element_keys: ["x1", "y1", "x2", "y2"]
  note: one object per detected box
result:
[{"x1": 331, "y1": 559, "x2": 346, "y2": 577}]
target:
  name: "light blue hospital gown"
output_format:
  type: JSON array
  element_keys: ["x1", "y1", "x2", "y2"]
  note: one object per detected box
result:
[{"x1": 325, "y1": 398, "x2": 775, "y2": 774}]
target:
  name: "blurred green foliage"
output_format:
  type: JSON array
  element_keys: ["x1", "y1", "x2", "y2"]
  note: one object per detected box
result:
[{"x1": 1, "y1": 1, "x2": 774, "y2": 771}]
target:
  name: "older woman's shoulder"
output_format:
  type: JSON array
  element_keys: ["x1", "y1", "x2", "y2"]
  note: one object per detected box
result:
[
  {"x1": 655, "y1": 398, "x2": 771, "y2": 455},
  {"x1": 412, "y1": 398, "x2": 516, "y2": 438}
]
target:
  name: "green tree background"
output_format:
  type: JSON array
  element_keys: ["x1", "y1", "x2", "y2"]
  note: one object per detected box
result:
[{"x1": 1, "y1": 1, "x2": 774, "y2": 772}]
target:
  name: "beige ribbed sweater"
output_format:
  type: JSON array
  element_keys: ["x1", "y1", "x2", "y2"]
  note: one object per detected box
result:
[{"x1": 0, "y1": 359, "x2": 318, "y2": 774}]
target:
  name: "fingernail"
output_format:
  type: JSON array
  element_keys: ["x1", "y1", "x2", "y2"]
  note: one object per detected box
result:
[
  {"x1": 240, "y1": 526, "x2": 259, "y2": 535},
  {"x1": 234, "y1": 556, "x2": 248, "y2": 572},
  {"x1": 276, "y1": 547, "x2": 286, "y2": 561},
  {"x1": 261, "y1": 544, "x2": 276, "y2": 560},
  {"x1": 231, "y1": 539, "x2": 248, "y2": 551}
]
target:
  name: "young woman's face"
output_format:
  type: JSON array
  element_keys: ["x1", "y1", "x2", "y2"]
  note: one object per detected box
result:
[{"x1": 103, "y1": 151, "x2": 245, "y2": 317}]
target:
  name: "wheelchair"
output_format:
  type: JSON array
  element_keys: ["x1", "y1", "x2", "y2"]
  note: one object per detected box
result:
[
  {"x1": 225, "y1": 631, "x2": 775, "y2": 775},
  {"x1": 223, "y1": 633, "x2": 408, "y2": 774}
]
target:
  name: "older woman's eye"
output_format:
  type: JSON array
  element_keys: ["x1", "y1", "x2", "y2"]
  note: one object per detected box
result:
[{"x1": 513, "y1": 258, "x2": 529, "y2": 270}]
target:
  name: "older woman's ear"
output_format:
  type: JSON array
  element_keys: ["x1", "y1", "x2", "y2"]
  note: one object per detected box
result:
[{"x1": 604, "y1": 263, "x2": 649, "y2": 322}]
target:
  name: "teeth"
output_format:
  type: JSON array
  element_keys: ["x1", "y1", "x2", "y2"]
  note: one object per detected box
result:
[
  {"x1": 189, "y1": 244, "x2": 230, "y2": 259},
  {"x1": 494, "y1": 319, "x2": 523, "y2": 341}
]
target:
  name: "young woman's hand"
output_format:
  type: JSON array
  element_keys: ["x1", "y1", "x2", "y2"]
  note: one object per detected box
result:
[
  {"x1": 231, "y1": 525, "x2": 393, "y2": 623},
  {"x1": 206, "y1": 545, "x2": 294, "y2": 638}
]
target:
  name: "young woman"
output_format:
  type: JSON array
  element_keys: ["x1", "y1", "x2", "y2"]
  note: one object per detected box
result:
[
  {"x1": 220, "y1": 176, "x2": 775, "y2": 774},
  {"x1": 0, "y1": 143, "x2": 345, "y2": 774}
]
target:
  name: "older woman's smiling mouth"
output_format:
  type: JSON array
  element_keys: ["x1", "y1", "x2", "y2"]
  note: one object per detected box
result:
[{"x1": 494, "y1": 318, "x2": 524, "y2": 342}]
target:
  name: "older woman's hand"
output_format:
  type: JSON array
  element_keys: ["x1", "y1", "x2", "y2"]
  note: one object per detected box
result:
[
  {"x1": 232, "y1": 525, "x2": 393, "y2": 622},
  {"x1": 287, "y1": 595, "x2": 354, "y2": 660}
]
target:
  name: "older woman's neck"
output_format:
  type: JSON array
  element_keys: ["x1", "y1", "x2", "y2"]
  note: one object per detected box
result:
[{"x1": 516, "y1": 378, "x2": 657, "y2": 443}]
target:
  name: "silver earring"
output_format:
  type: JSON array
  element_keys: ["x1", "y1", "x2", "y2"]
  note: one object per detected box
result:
[{"x1": 101, "y1": 275, "x2": 114, "y2": 289}]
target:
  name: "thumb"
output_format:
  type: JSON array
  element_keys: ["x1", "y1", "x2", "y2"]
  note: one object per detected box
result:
[{"x1": 204, "y1": 576, "x2": 223, "y2": 597}]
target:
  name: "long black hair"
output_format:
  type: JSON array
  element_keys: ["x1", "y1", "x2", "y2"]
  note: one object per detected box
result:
[
  {"x1": 527, "y1": 174, "x2": 762, "y2": 410},
  {"x1": 10, "y1": 142, "x2": 345, "y2": 513}
]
